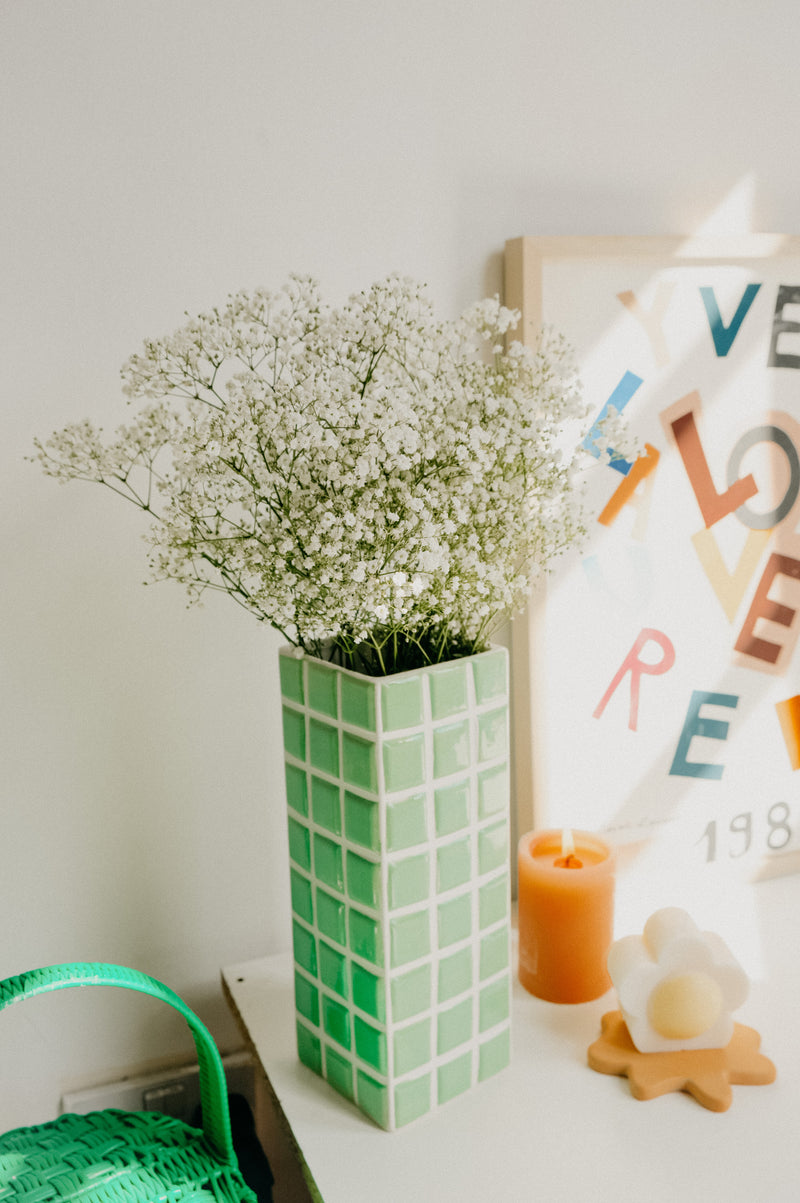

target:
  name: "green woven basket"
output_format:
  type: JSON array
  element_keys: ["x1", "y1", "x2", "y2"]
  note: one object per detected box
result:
[{"x1": 0, "y1": 963, "x2": 259, "y2": 1203}]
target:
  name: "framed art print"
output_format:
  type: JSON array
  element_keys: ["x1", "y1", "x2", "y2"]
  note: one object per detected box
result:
[{"x1": 505, "y1": 235, "x2": 800, "y2": 882}]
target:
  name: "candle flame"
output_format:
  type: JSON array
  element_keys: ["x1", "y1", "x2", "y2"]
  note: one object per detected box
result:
[{"x1": 554, "y1": 828, "x2": 583, "y2": 869}]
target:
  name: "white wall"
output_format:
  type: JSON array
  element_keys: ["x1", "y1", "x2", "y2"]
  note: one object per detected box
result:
[{"x1": 2, "y1": 0, "x2": 798, "y2": 1126}]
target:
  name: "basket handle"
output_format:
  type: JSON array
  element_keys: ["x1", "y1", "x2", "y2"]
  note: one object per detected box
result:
[{"x1": 0, "y1": 962, "x2": 236, "y2": 1164}]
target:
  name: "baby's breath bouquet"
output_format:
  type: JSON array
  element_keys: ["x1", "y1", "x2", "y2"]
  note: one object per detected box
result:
[{"x1": 34, "y1": 274, "x2": 594, "y2": 675}]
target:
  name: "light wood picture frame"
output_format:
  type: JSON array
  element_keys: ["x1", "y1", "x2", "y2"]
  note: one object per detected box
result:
[{"x1": 504, "y1": 235, "x2": 800, "y2": 882}]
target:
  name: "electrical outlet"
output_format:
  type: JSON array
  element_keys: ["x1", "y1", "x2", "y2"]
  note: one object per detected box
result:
[{"x1": 61, "y1": 1050, "x2": 257, "y2": 1127}]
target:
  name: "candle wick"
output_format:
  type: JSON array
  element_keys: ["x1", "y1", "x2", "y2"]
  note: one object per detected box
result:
[{"x1": 554, "y1": 853, "x2": 584, "y2": 869}]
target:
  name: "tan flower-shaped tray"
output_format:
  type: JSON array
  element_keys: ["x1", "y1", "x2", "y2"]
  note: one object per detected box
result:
[{"x1": 588, "y1": 1010, "x2": 776, "y2": 1112}]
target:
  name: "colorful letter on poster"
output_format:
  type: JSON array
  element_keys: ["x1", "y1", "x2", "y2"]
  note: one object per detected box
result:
[
  {"x1": 669, "y1": 691, "x2": 739, "y2": 781},
  {"x1": 593, "y1": 628, "x2": 675, "y2": 731}
]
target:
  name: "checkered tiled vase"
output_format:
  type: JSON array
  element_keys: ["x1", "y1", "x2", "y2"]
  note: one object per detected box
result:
[{"x1": 279, "y1": 645, "x2": 512, "y2": 1131}]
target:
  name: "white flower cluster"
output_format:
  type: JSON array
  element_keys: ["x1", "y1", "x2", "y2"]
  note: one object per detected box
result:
[{"x1": 34, "y1": 274, "x2": 591, "y2": 672}]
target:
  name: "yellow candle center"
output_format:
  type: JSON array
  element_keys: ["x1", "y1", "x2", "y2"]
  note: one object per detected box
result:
[{"x1": 648, "y1": 972, "x2": 723, "y2": 1040}]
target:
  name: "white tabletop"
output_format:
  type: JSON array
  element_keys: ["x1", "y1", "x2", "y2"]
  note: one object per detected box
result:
[{"x1": 223, "y1": 872, "x2": 800, "y2": 1203}]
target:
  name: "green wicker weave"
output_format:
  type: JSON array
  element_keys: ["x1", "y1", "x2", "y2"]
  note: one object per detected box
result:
[{"x1": 0, "y1": 963, "x2": 258, "y2": 1203}]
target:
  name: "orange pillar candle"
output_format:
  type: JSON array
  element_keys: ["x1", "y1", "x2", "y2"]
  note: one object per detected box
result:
[{"x1": 518, "y1": 829, "x2": 615, "y2": 1003}]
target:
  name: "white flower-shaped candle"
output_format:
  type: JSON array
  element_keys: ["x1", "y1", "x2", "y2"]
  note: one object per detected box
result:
[{"x1": 607, "y1": 908, "x2": 749, "y2": 1054}]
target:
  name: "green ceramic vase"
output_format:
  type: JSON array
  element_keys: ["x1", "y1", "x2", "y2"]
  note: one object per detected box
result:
[{"x1": 279, "y1": 645, "x2": 512, "y2": 1131}]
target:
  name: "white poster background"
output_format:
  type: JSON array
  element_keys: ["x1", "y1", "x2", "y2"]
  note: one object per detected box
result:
[{"x1": 512, "y1": 241, "x2": 800, "y2": 896}]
